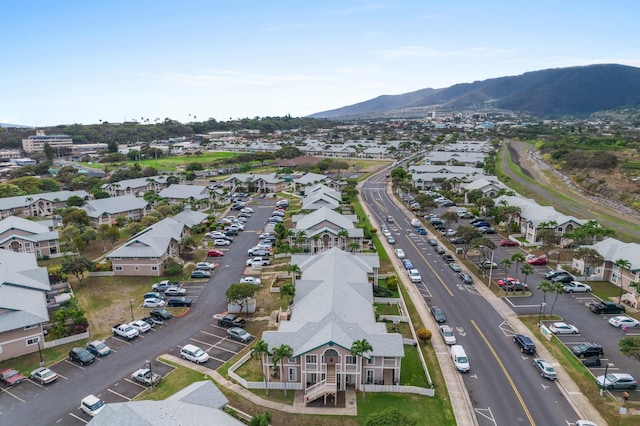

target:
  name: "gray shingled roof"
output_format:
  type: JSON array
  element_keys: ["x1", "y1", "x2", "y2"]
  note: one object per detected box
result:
[
  {"x1": 88, "y1": 381, "x2": 242, "y2": 425},
  {"x1": 107, "y1": 218, "x2": 184, "y2": 258},
  {"x1": 83, "y1": 195, "x2": 149, "y2": 218},
  {"x1": 158, "y1": 184, "x2": 211, "y2": 200},
  {"x1": 585, "y1": 238, "x2": 640, "y2": 272},
  {"x1": 263, "y1": 248, "x2": 403, "y2": 358},
  {"x1": 0, "y1": 190, "x2": 89, "y2": 210},
  {"x1": 172, "y1": 210, "x2": 208, "y2": 228},
  {"x1": 0, "y1": 251, "x2": 50, "y2": 332},
  {"x1": 293, "y1": 207, "x2": 357, "y2": 230},
  {"x1": 100, "y1": 175, "x2": 169, "y2": 191},
  {"x1": 0, "y1": 216, "x2": 60, "y2": 244}
]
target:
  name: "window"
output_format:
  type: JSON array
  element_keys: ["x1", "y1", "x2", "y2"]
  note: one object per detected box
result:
[
  {"x1": 24, "y1": 324, "x2": 37, "y2": 330},
  {"x1": 288, "y1": 367, "x2": 297, "y2": 381},
  {"x1": 367, "y1": 357, "x2": 375, "y2": 365},
  {"x1": 150, "y1": 257, "x2": 157, "y2": 260},
  {"x1": 346, "y1": 356, "x2": 356, "y2": 365},
  {"x1": 151, "y1": 266, "x2": 158, "y2": 271},
  {"x1": 115, "y1": 266, "x2": 123, "y2": 271},
  {"x1": 114, "y1": 257, "x2": 121, "y2": 260},
  {"x1": 134, "y1": 266, "x2": 140, "y2": 271},
  {"x1": 26, "y1": 336, "x2": 40, "y2": 346},
  {"x1": 133, "y1": 257, "x2": 139, "y2": 260},
  {"x1": 289, "y1": 356, "x2": 297, "y2": 363},
  {"x1": 306, "y1": 355, "x2": 317, "y2": 364},
  {"x1": 366, "y1": 369, "x2": 374, "y2": 384}
]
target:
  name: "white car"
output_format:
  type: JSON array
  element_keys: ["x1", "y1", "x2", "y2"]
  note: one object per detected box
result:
[
  {"x1": 180, "y1": 344, "x2": 210, "y2": 364},
  {"x1": 241, "y1": 207, "x2": 254, "y2": 214},
  {"x1": 439, "y1": 325, "x2": 457, "y2": 345},
  {"x1": 164, "y1": 287, "x2": 187, "y2": 296},
  {"x1": 609, "y1": 315, "x2": 640, "y2": 328},
  {"x1": 142, "y1": 298, "x2": 166, "y2": 308},
  {"x1": 129, "y1": 320, "x2": 151, "y2": 333},
  {"x1": 80, "y1": 394, "x2": 105, "y2": 417},
  {"x1": 206, "y1": 231, "x2": 225, "y2": 239},
  {"x1": 563, "y1": 281, "x2": 592, "y2": 293},
  {"x1": 394, "y1": 249, "x2": 406, "y2": 258},
  {"x1": 214, "y1": 239, "x2": 231, "y2": 246},
  {"x1": 382, "y1": 229, "x2": 392, "y2": 237},
  {"x1": 408, "y1": 269, "x2": 422, "y2": 283},
  {"x1": 196, "y1": 262, "x2": 215, "y2": 270},
  {"x1": 240, "y1": 276, "x2": 262, "y2": 285},
  {"x1": 549, "y1": 322, "x2": 579, "y2": 334}
]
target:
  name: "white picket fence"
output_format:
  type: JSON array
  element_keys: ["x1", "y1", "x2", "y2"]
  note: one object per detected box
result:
[
  {"x1": 44, "y1": 331, "x2": 90, "y2": 349},
  {"x1": 361, "y1": 384, "x2": 434, "y2": 396}
]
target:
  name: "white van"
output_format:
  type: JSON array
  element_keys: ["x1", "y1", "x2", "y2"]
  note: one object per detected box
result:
[
  {"x1": 180, "y1": 344, "x2": 210, "y2": 364},
  {"x1": 410, "y1": 218, "x2": 421, "y2": 227},
  {"x1": 451, "y1": 345, "x2": 470, "y2": 372}
]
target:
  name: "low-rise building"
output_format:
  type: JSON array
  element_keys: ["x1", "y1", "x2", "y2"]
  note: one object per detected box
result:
[
  {"x1": 0, "y1": 190, "x2": 90, "y2": 220},
  {"x1": 0, "y1": 216, "x2": 60, "y2": 257}
]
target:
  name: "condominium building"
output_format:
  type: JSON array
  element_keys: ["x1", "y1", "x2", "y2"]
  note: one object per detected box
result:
[{"x1": 22, "y1": 130, "x2": 74, "y2": 153}]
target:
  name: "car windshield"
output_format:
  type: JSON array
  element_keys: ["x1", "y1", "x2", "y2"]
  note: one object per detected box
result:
[
  {"x1": 79, "y1": 349, "x2": 91, "y2": 357},
  {"x1": 194, "y1": 349, "x2": 205, "y2": 357},
  {"x1": 41, "y1": 369, "x2": 55, "y2": 378},
  {"x1": 94, "y1": 342, "x2": 106, "y2": 349},
  {"x1": 605, "y1": 374, "x2": 617, "y2": 382},
  {"x1": 443, "y1": 330, "x2": 454, "y2": 337},
  {"x1": 458, "y1": 356, "x2": 468, "y2": 363},
  {"x1": 87, "y1": 399, "x2": 104, "y2": 410}
]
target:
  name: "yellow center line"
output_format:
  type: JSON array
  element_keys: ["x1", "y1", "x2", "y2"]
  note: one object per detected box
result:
[
  {"x1": 470, "y1": 319, "x2": 536, "y2": 426},
  {"x1": 404, "y1": 236, "x2": 455, "y2": 297}
]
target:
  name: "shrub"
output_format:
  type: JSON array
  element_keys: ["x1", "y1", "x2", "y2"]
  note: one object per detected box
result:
[
  {"x1": 387, "y1": 275, "x2": 398, "y2": 292},
  {"x1": 416, "y1": 328, "x2": 432, "y2": 343},
  {"x1": 373, "y1": 286, "x2": 393, "y2": 297}
]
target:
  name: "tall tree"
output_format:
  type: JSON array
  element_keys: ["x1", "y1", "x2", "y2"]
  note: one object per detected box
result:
[
  {"x1": 520, "y1": 263, "x2": 534, "y2": 286},
  {"x1": 61, "y1": 256, "x2": 95, "y2": 286},
  {"x1": 350, "y1": 339, "x2": 373, "y2": 395},
  {"x1": 573, "y1": 247, "x2": 604, "y2": 280},
  {"x1": 251, "y1": 340, "x2": 271, "y2": 395},
  {"x1": 510, "y1": 252, "x2": 526, "y2": 278},
  {"x1": 548, "y1": 281, "x2": 565, "y2": 316},
  {"x1": 537, "y1": 280, "x2": 554, "y2": 318},
  {"x1": 225, "y1": 283, "x2": 258, "y2": 316},
  {"x1": 271, "y1": 344, "x2": 294, "y2": 396},
  {"x1": 614, "y1": 259, "x2": 632, "y2": 301}
]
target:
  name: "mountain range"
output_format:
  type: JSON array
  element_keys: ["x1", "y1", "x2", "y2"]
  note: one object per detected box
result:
[{"x1": 310, "y1": 64, "x2": 640, "y2": 120}]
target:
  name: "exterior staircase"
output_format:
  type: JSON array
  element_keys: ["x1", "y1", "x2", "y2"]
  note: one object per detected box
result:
[{"x1": 304, "y1": 365, "x2": 337, "y2": 405}]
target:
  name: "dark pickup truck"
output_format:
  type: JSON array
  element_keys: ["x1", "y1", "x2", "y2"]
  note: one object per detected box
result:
[
  {"x1": 218, "y1": 314, "x2": 246, "y2": 328},
  {"x1": 589, "y1": 301, "x2": 625, "y2": 314}
]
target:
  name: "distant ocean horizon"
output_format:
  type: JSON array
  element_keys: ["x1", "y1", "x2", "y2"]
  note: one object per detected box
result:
[{"x1": 0, "y1": 123, "x2": 33, "y2": 128}]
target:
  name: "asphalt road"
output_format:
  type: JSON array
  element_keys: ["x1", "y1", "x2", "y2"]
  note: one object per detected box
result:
[
  {"x1": 361, "y1": 170, "x2": 581, "y2": 426},
  {"x1": 2, "y1": 197, "x2": 276, "y2": 426}
]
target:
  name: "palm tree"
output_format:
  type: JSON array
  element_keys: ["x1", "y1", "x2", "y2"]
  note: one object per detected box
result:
[
  {"x1": 500, "y1": 258, "x2": 512, "y2": 277},
  {"x1": 251, "y1": 340, "x2": 270, "y2": 395},
  {"x1": 614, "y1": 259, "x2": 632, "y2": 301},
  {"x1": 348, "y1": 241, "x2": 361, "y2": 253},
  {"x1": 250, "y1": 411, "x2": 271, "y2": 426},
  {"x1": 548, "y1": 281, "x2": 565, "y2": 316},
  {"x1": 311, "y1": 234, "x2": 321, "y2": 253},
  {"x1": 537, "y1": 280, "x2": 554, "y2": 319},
  {"x1": 338, "y1": 229, "x2": 349, "y2": 249},
  {"x1": 287, "y1": 264, "x2": 301, "y2": 285},
  {"x1": 280, "y1": 284, "x2": 295, "y2": 306},
  {"x1": 350, "y1": 339, "x2": 373, "y2": 395},
  {"x1": 271, "y1": 344, "x2": 293, "y2": 396},
  {"x1": 520, "y1": 263, "x2": 534, "y2": 286},
  {"x1": 511, "y1": 252, "x2": 526, "y2": 278}
]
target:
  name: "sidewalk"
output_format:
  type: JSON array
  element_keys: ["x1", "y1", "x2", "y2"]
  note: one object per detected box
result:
[{"x1": 161, "y1": 354, "x2": 357, "y2": 416}]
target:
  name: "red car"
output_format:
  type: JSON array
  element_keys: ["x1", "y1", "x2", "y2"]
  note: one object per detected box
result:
[
  {"x1": 500, "y1": 239, "x2": 519, "y2": 247},
  {"x1": 527, "y1": 257, "x2": 548, "y2": 265},
  {"x1": 497, "y1": 277, "x2": 520, "y2": 287},
  {"x1": 0, "y1": 368, "x2": 26, "y2": 386},
  {"x1": 207, "y1": 249, "x2": 224, "y2": 257}
]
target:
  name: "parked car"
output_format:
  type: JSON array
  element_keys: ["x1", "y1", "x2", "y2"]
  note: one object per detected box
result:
[
  {"x1": 196, "y1": 262, "x2": 215, "y2": 270},
  {"x1": 80, "y1": 395, "x2": 106, "y2": 417},
  {"x1": 527, "y1": 256, "x2": 548, "y2": 265},
  {"x1": 247, "y1": 257, "x2": 271, "y2": 267},
  {"x1": 449, "y1": 237, "x2": 465, "y2": 244},
  {"x1": 497, "y1": 277, "x2": 520, "y2": 287},
  {"x1": 431, "y1": 306, "x2": 446, "y2": 323},
  {"x1": 142, "y1": 297, "x2": 166, "y2": 308},
  {"x1": 449, "y1": 263, "x2": 462, "y2": 272},
  {"x1": 150, "y1": 308, "x2": 173, "y2": 320},
  {"x1": 563, "y1": 281, "x2": 592, "y2": 293},
  {"x1": 129, "y1": 319, "x2": 152, "y2": 333},
  {"x1": 589, "y1": 301, "x2": 625, "y2": 314},
  {"x1": 435, "y1": 246, "x2": 445, "y2": 254},
  {"x1": 500, "y1": 239, "x2": 519, "y2": 247},
  {"x1": 544, "y1": 270, "x2": 568, "y2": 280},
  {"x1": 143, "y1": 291, "x2": 164, "y2": 300},
  {"x1": 142, "y1": 316, "x2": 163, "y2": 327},
  {"x1": 572, "y1": 342, "x2": 603, "y2": 358},
  {"x1": 165, "y1": 286, "x2": 187, "y2": 296},
  {"x1": 387, "y1": 235, "x2": 396, "y2": 244},
  {"x1": 180, "y1": 344, "x2": 210, "y2": 364},
  {"x1": 69, "y1": 347, "x2": 96, "y2": 366},
  {"x1": 394, "y1": 249, "x2": 406, "y2": 258},
  {"x1": 228, "y1": 327, "x2": 252, "y2": 343},
  {"x1": 428, "y1": 238, "x2": 438, "y2": 246},
  {"x1": 402, "y1": 259, "x2": 414, "y2": 270},
  {"x1": 240, "y1": 276, "x2": 262, "y2": 285},
  {"x1": 86, "y1": 340, "x2": 111, "y2": 357},
  {"x1": 479, "y1": 260, "x2": 498, "y2": 269},
  {"x1": 512, "y1": 334, "x2": 536, "y2": 355},
  {"x1": 214, "y1": 238, "x2": 231, "y2": 246},
  {"x1": 191, "y1": 270, "x2": 211, "y2": 279},
  {"x1": 472, "y1": 221, "x2": 491, "y2": 228},
  {"x1": 532, "y1": 358, "x2": 557, "y2": 380},
  {"x1": 504, "y1": 281, "x2": 529, "y2": 292},
  {"x1": 442, "y1": 254, "x2": 455, "y2": 263},
  {"x1": 459, "y1": 272, "x2": 473, "y2": 284},
  {"x1": 218, "y1": 314, "x2": 247, "y2": 328},
  {"x1": 408, "y1": 269, "x2": 422, "y2": 283},
  {"x1": 30, "y1": 367, "x2": 59, "y2": 385},
  {"x1": 549, "y1": 322, "x2": 579, "y2": 334},
  {"x1": 207, "y1": 249, "x2": 225, "y2": 257},
  {"x1": 551, "y1": 273, "x2": 575, "y2": 283},
  {"x1": 152, "y1": 280, "x2": 180, "y2": 292},
  {"x1": 596, "y1": 373, "x2": 637, "y2": 390},
  {"x1": 417, "y1": 227, "x2": 427, "y2": 235},
  {"x1": 608, "y1": 315, "x2": 640, "y2": 328},
  {"x1": 479, "y1": 227, "x2": 496, "y2": 234},
  {"x1": 0, "y1": 368, "x2": 26, "y2": 386},
  {"x1": 439, "y1": 325, "x2": 457, "y2": 345},
  {"x1": 167, "y1": 297, "x2": 193, "y2": 307}
]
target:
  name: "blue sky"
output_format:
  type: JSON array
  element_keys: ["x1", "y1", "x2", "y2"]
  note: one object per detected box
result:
[{"x1": 2, "y1": 1, "x2": 639, "y2": 126}]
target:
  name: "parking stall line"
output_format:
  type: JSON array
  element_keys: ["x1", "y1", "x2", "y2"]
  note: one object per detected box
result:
[
  {"x1": 107, "y1": 388, "x2": 131, "y2": 400},
  {"x1": 212, "y1": 343, "x2": 240, "y2": 354},
  {"x1": 26, "y1": 379, "x2": 44, "y2": 388},
  {"x1": 110, "y1": 336, "x2": 133, "y2": 345},
  {"x1": 189, "y1": 337, "x2": 216, "y2": 347},
  {"x1": 2, "y1": 389, "x2": 26, "y2": 402},
  {"x1": 68, "y1": 412, "x2": 88, "y2": 424},
  {"x1": 124, "y1": 378, "x2": 148, "y2": 389},
  {"x1": 64, "y1": 360, "x2": 87, "y2": 370},
  {"x1": 201, "y1": 329, "x2": 226, "y2": 337}
]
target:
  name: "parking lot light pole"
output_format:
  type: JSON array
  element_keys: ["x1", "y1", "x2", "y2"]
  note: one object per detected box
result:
[
  {"x1": 130, "y1": 299, "x2": 135, "y2": 321},
  {"x1": 538, "y1": 302, "x2": 547, "y2": 325},
  {"x1": 600, "y1": 363, "x2": 614, "y2": 396},
  {"x1": 146, "y1": 360, "x2": 155, "y2": 391}
]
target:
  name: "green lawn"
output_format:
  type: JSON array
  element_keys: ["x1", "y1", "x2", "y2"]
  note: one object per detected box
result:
[{"x1": 79, "y1": 151, "x2": 239, "y2": 172}]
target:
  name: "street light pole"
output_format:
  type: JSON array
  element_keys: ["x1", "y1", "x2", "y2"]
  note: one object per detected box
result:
[
  {"x1": 37, "y1": 340, "x2": 44, "y2": 367},
  {"x1": 130, "y1": 299, "x2": 135, "y2": 321},
  {"x1": 601, "y1": 363, "x2": 614, "y2": 396},
  {"x1": 146, "y1": 360, "x2": 155, "y2": 391},
  {"x1": 488, "y1": 248, "x2": 495, "y2": 288}
]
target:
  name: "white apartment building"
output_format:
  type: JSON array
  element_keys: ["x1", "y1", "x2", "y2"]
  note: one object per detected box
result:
[{"x1": 22, "y1": 130, "x2": 74, "y2": 153}]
